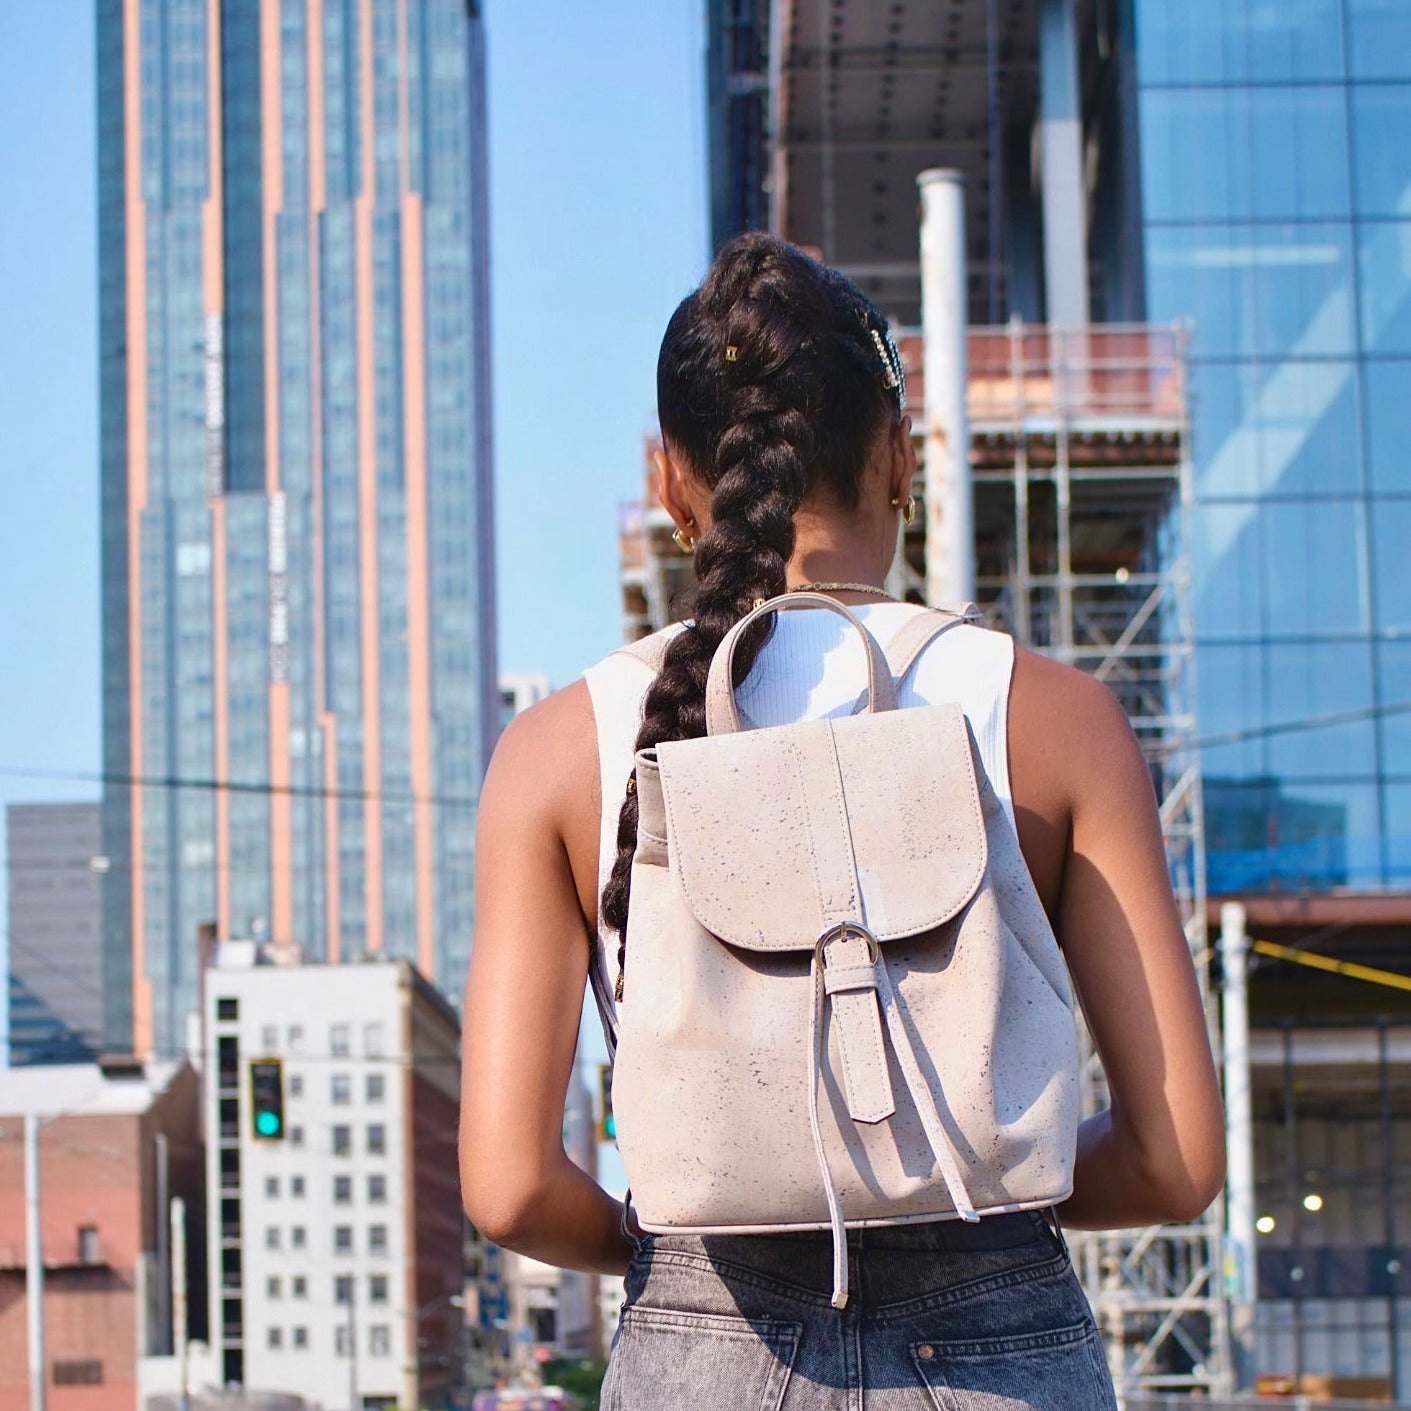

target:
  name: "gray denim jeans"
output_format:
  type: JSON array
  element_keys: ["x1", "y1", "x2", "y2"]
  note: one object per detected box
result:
[{"x1": 602, "y1": 1211, "x2": 1117, "y2": 1410}]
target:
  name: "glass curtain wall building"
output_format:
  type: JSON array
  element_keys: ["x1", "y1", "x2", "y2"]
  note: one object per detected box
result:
[
  {"x1": 98, "y1": 0, "x2": 497, "y2": 1058},
  {"x1": 1136, "y1": 0, "x2": 1411, "y2": 893}
]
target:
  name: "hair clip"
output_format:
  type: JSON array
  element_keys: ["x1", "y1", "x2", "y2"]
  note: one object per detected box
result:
[
  {"x1": 724, "y1": 345, "x2": 739, "y2": 362},
  {"x1": 869, "y1": 329, "x2": 898, "y2": 390}
]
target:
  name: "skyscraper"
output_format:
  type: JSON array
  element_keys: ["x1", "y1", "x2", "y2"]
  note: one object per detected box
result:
[
  {"x1": 98, "y1": 0, "x2": 497, "y2": 1060},
  {"x1": 1136, "y1": 1, "x2": 1411, "y2": 894}
]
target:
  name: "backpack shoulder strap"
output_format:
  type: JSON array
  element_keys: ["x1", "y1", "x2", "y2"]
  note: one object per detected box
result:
[
  {"x1": 612, "y1": 633, "x2": 674, "y2": 674},
  {"x1": 883, "y1": 603, "x2": 987, "y2": 684},
  {"x1": 846, "y1": 604, "x2": 986, "y2": 715}
]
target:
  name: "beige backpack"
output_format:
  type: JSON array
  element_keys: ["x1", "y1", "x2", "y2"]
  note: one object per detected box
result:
[{"x1": 595, "y1": 592, "x2": 1080, "y2": 1308}]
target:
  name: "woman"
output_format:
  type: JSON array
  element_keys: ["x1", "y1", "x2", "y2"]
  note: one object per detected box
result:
[{"x1": 460, "y1": 232, "x2": 1224, "y2": 1407}]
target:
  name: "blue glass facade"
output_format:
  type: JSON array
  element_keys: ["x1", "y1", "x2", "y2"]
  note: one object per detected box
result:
[
  {"x1": 99, "y1": 0, "x2": 497, "y2": 1057},
  {"x1": 1136, "y1": 0, "x2": 1411, "y2": 892}
]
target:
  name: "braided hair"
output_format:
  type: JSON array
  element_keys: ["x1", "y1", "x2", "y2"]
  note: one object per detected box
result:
[{"x1": 602, "y1": 232, "x2": 906, "y2": 995}]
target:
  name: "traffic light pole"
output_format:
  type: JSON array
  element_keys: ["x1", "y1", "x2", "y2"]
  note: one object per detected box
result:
[
  {"x1": 348, "y1": 1271, "x2": 358, "y2": 1411},
  {"x1": 25, "y1": 1113, "x2": 45, "y2": 1411}
]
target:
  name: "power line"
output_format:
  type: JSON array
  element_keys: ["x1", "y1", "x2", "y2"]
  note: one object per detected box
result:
[
  {"x1": 0, "y1": 763, "x2": 481, "y2": 809},
  {"x1": 1145, "y1": 697, "x2": 1411, "y2": 757}
]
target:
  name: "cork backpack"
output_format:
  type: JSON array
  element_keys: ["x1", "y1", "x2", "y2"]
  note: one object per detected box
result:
[{"x1": 592, "y1": 592, "x2": 1080, "y2": 1308}]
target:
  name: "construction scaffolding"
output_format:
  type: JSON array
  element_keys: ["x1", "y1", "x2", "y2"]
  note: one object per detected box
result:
[{"x1": 899, "y1": 320, "x2": 1227, "y2": 1398}]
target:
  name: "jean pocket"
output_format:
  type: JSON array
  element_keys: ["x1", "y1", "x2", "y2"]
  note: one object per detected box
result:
[
  {"x1": 910, "y1": 1320, "x2": 1116, "y2": 1411},
  {"x1": 601, "y1": 1307, "x2": 801, "y2": 1411}
]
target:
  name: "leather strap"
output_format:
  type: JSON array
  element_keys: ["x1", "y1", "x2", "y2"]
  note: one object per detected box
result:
[{"x1": 706, "y1": 592, "x2": 897, "y2": 736}]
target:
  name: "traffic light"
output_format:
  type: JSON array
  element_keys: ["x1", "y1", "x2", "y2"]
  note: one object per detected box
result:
[
  {"x1": 596, "y1": 1062, "x2": 616, "y2": 1144},
  {"x1": 250, "y1": 1059, "x2": 285, "y2": 1140}
]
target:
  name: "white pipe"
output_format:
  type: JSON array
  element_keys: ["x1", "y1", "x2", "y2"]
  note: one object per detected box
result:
[
  {"x1": 917, "y1": 169, "x2": 974, "y2": 606},
  {"x1": 171, "y1": 1197, "x2": 189, "y2": 1411},
  {"x1": 25, "y1": 1113, "x2": 45, "y2": 1411},
  {"x1": 1220, "y1": 901, "x2": 1257, "y2": 1389}
]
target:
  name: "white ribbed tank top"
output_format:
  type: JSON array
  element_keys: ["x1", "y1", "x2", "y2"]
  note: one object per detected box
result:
[{"x1": 583, "y1": 603, "x2": 1016, "y2": 994}]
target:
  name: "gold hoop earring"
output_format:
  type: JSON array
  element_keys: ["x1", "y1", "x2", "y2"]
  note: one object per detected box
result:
[
  {"x1": 891, "y1": 494, "x2": 917, "y2": 528},
  {"x1": 672, "y1": 526, "x2": 696, "y2": 554}
]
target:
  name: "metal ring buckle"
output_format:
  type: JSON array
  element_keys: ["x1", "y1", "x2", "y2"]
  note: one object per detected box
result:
[{"x1": 814, "y1": 922, "x2": 880, "y2": 967}]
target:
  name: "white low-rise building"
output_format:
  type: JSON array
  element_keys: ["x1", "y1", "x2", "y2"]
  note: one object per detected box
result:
[{"x1": 204, "y1": 944, "x2": 462, "y2": 1410}]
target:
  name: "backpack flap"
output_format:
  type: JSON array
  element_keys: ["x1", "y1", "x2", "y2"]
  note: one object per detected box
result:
[{"x1": 653, "y1": 701, "x2": 988, "y2": 954}]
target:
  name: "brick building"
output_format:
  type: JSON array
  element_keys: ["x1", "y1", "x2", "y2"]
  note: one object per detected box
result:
[{"x1": 0, "y1": 1059, "x2": 203, "y2": 1411}]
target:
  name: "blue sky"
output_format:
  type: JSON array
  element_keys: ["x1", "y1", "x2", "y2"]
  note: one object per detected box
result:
[{"x1": 0, "y1": 4, "x2": 708, "y2": 1070}]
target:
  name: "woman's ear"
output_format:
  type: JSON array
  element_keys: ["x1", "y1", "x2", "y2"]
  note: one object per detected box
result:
[
  {"x1": 888, "y1": 416, "x2": 918, "y2": 503},
  {"x1": 654, "y1": 446, "x2": 708, "y2": 535}
]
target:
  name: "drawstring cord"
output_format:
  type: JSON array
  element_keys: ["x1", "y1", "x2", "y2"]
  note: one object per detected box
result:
[{"x1": 807, "y1": 950, "x2": 978, "y2": 1309}]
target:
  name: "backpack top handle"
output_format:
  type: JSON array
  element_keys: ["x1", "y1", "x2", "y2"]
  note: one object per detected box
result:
[{"x1": 704, "y1": 591, "x2": 898, "y2": 736}]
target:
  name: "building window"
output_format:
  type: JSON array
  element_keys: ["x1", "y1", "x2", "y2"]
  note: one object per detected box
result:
[
  {"x1": 331, "y1": 1073, "x2": 351, "y2": 1105},
  {"x1": 265, "y1": 1227, "x2": 280, "y2": 1251},
  {"x1": 332, "y1": 1124, "x2": 351, "y2": 1156},
  {"x1": 363, "y1": 1022, "x2": 384, "y2": 1057},
  {"x1": 77, "y1": 1226, "x2": 101, "y2": 1265},
  {"x1": 291, "y1": 1176, "x2": 305, "y2": 1198},
  {"x1": 334, "y1": 1226, "x2": 353, "y2": 1255},
  {"x1": 365, "y1": 1072, "x2": 385, "y2": 1103},
  {"x1": 292, "y1": 1325, "x2": 308, "y2": 1349},
  {"x1": 335, "y1": 1274, "x2": 353, "y2": 1304},
  {"x1": 367, "y1": 1123, "x2": 386, "y2": 1155},
  {"x1": 289, "y1": 1125, "x2": 305, "y2": 1148},
  {"x1": 265, "y1": 1175, "x2": 279, "y2": 1198},
  {"x1": 293, "y1": 1275, "x2": 307, "y2": 1299},
  {"x1": 330, "y1": 1023, "x2": 350, "y2": 1056},
  {"x1": 368, "y1": 1224, "x2": 388, "y2": 1256},
  {"x1": 261, "y1": 1024, "x2": 278, "y2": 1052},
  {"x1": 289, "y1": 1073, "x2": 304, "y2": 1098},
  {"x1": 335, "y1": 1325, "x2": 352, "y2": 1356},
  {"x1": 334, "y1": 1175, "x2": 352, "y2": 1204},
  {"x1": 52, "y1": 1361, "x2": 102, "y2": 1386},
  {"x1": 267, "y1": 1276, "x2": 282, "y2": 1299},
  {"x1": 369, "y1": 1273, "x2": 388, "y2": 1304},
  {"x1": 369, "y1": 1325, "x2": 390, "y2": 1357},
  {"x1": 367, "y1": 1174, "x2": 386, "y2": 1205},
  {"x1": 291, "y1": 1225, "x2": 306, "y2": 1250},
  {"x1": 267, "y1": 1327, "x2": 282, "y2": 1350},
  {"x1": 287, "y1": 1023, "x2": 303, "y2": 1051},
  {"x1": 216, "y1": 997, "x2": 238, "y2": 1021}
]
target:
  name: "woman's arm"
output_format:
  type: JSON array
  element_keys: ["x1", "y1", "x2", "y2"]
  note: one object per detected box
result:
[
  {"x1": 1009, "y1": 650, "x2": 1226, "y2": 1229},
  {"x1": 458, "y1": 682, "x2": 635, "y2": 1274}
]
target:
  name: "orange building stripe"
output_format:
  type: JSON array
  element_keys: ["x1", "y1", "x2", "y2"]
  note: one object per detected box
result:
[
  {"x1": 402, "y1": 193, "x2": 433, "y2": 981},
  {"x1": 357, "y1": 0, "x2": 384, "y2": 953},
  {"x1": 205, "y1": 0, "x2": 229, "y2": 947},
  {"x1": 124, "y1": 0, "x2": 152, "y2": 1056}
]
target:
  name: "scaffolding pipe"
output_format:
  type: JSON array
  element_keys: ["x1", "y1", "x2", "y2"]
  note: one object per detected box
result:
[
  {"x1": 1220, "y1": 901, "x2": 1256, "y2": 1389},
  {"x1": 917, "y1": 169, "x2": 974, "y2": 606}
]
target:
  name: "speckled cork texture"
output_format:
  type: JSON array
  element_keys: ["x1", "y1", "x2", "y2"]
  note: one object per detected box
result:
[{"x1": 612, "y1": 599, "x2": 1080, "y2": 1238}]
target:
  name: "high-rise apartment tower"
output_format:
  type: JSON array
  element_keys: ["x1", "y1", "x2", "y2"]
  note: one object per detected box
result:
[{"x1": 97, "y1": 0, "x2": 497, "y2": 1059}]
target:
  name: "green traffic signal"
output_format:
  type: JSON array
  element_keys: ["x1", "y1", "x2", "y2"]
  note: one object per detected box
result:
[{"x1": 250, "y1": 1058, "x2": 285, "y2": 1141}]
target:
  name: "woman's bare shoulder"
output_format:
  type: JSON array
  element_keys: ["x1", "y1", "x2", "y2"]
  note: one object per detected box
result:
[
  {"x1": 484, "y1": 679, "x2": 598, "y2": 819},
  {"x1": 1005, "y1": 645, "x2": 1148, "y2": 910},
  {"x1": 1009, "y1": 644, "x2": 1136, "y2": 792}
]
